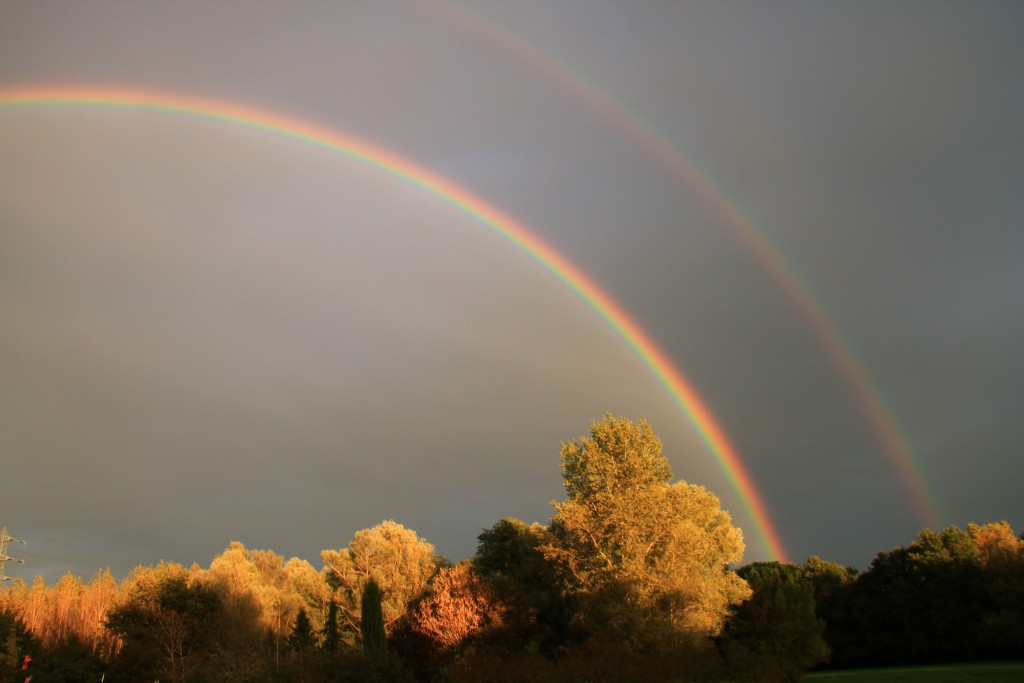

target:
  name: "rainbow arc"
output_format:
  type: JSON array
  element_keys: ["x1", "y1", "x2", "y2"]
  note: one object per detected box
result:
[{"x1": 0, "y1": 84, "x2": 790, "y2": 562}]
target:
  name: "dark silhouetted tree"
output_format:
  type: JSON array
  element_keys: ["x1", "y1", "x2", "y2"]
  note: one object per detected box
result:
[
  {"x1": 288, "y1": 607, "x2": 316, "y2": 651},
  {"x1": 361, "y1": 579, "x2": 387, "y2": 665},
  {"x1": 720, "y1": 562, "x2": 829, "y2": 682},
  {"x1": 321, "y1": 599, "x2": 341, "y2": 652}
]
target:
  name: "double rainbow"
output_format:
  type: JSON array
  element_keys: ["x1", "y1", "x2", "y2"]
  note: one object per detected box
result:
[{"x1": 0, "y1": 84, "x2": 790, "y2": 562}]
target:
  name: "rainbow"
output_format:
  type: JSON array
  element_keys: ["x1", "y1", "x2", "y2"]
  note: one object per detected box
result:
[
  {"x1": 0, "y1": 84, "x2": 790, "y2": 562},
  {"x1": 439, "y1": 3, "x2": 943, "y2": 530}
]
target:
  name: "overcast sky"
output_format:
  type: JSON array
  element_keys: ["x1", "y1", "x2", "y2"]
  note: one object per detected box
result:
[{"x1": 2, "y1": 1, "x2": 1022, "y2": 581}]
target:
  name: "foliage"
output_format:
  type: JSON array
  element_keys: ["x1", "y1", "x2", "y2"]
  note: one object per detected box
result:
[
  {"x1": 105, "y1": 562, "x2": 223, "y2": 682},
  {"x1": 361, "y1": 578, "x2": 387, "y2": 664},
  {"x1": 720, "y1": 562, "x2": 830, "y2": 682},
  {"x1": 543, "y1": 414, "x2": 751, "y2": 648},
  {"x1": 322, "y1": 520, "x2": 440, "y2": 637},
  {"x1": 321, "y1": 599, "x2": 341, "y2": 652},
  {"x1": 288, "y1": 607, "x2": 316, "y2": 651},
  {"x1": 411, "y1": 562, "x2": 506, "y2": 650},
  {"x1": 0, "y1": 417, "x2": 1020, "y2": 680},
  {"x1": 0, "y1": 610, "x2": 36, "y2": 682},
  {"x1": 803, "y1": 661, "x2": 1024, "y2": 683},
  {"x1": 474, "y1": 518, "x2": 572, "y2": 652},
  {"x1": 816, "y1": 521, "x2": 1024, "y2": 668}
]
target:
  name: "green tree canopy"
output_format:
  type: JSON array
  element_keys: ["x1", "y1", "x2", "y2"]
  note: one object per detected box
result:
[{"x1": 721, "y1": 562, "x2": 829, "y2": 682}]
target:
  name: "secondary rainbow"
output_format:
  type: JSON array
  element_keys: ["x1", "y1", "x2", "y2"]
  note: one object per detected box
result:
[
  {"x1": 439, "y1": 3, "x2": 943, "y2": 530},
  {"x1": 0, "y1": 84, "x2": 790, "y2": 562}
]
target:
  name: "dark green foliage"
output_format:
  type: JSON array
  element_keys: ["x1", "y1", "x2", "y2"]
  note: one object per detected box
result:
[
  {"x1": 813, "y1": 524, "x2": 1024, "y2": 669},
  {"x1": 321, "y1": 599, "x2": 341, "y2": 652},
  {"x1": 720, "y1": 562, "x2": 829, "y2": 682},
  {"x1": 105, "y1": 572, "x2": 223, "y2": 682},
  {"x1": 0, "y1": 611, "x2": 35, "y2": 682},
  {"x1": 473, "y1": 518, "x2": 573, "y2": 653},
  {"x1": 288, "y1": 607, "x2": 317, "y2": 651},
  {"x1": 361, "y1": 578, "x2": 387, "y2": 665},
  {"x1": 828, "y1": 527, "x2": 984, "y2": 667},
  {"x1": 27, "y1": 637, "x2": 106, "y2": 682}
]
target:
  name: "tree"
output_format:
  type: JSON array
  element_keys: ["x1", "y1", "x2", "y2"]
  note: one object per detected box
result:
[
  {"x1": 969, "y1": 521, "x2": 1024, "y2": 657},
  {"x1": 411, "y1": 562, "x2": 506, "y2": 650},
  {"x1": 287, "y1": 608, "x2": 316, "y2": 651},
  {"x1": 837, "y1": 526, "x2": 984, "y2": 667},
  {"x1": 106, "y1": 562, "x2": 223, "y2": 682},
  {"x1": 205, "y1": 541, "x2": 308, "y2": 668},
  {"x1": 321, "y1": 599, "x2": 341, "y2": 652},
  {"x1": 321, "y1": 520, "x2": 439, "y2": 637},
  {"x1": 543, "y1": 415, "x2": 751, "y2": 648},
  {"x1": 799, "y1": 555, "x2": 858, "y2": 667},
  {"x1": 361, "y1": 579, "x2": 387, "y2": 666},
  {"x1": 474, "y1": 519, "x2": 571, "y2": 652},
  {"x1": 720, "y1": 562, "x2": 829, "y2": 682}
]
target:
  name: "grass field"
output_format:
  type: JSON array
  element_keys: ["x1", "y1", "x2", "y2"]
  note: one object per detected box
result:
[{"x1": 804, "y1": 661, "x2": 1024, "y2": 683}]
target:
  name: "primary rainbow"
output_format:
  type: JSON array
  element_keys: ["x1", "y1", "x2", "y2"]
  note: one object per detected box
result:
[{"x1": 0, "y1": 84, "x2": 790, "y2": 562}]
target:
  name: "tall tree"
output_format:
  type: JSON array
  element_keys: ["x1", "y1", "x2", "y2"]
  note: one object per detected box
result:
[
  {"x1": 321, "y1": 520, "x2": 439, "y2": 636},
  {"x1": 288, "y1": 608, "x2": 316, "y2": 651},
  {"x1": 321, "y1": 600, "x2": 341, "y2": 652},
  {"x1": 360, "y1": 578, "x2": 387, "y2": 666},
  {"x1": 543, "y1": 415, "x2": 751, "y2": 647}
]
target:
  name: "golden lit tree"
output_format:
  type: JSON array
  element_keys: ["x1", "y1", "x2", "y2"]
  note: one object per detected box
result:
[
  {"x1": 412, "y1": 562, "x2": 506, "y2": 649},
  {"x1": 544, "y1": 415, "x2": 751, "y2": 645},
  {"x1": 321, "y1": 520, "x2": 439, "y2": 636},
  {"x1": 205, "y1": 542, "x2": 307, "y2": 667}
]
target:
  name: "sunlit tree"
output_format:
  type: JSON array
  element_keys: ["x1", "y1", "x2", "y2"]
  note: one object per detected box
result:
[
  {"x1": 543, "y1": 415, "x2": 751, "y2": 647},
  {"x1": 321, "y1": 520, "x2": 439, "y2": 636},
  {"x1": 412, "y1": 562, "x2": 506, "y2": 650}
]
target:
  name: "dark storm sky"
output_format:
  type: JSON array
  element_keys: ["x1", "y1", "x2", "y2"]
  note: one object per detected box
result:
[{"x1": 1, "y1": 1, "x2": 1021, "y2": 580}]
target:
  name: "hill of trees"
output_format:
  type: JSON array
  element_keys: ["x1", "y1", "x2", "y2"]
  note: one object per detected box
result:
[{"x1": 1, "y1": 415, "x2": 1021, "y2": 682}]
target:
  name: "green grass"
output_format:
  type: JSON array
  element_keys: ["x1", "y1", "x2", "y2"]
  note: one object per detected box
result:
[{"x1": 804, "y1": 661, "x2": 1024, "y2": 683}]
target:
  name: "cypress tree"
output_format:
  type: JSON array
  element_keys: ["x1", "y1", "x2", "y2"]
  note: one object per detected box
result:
[
  {"x1": 361, "y1": 578, "x2": 387, "y2": 665},
  {"x1": 322, "y1": 600, "x2": 341, "y2": 652}
]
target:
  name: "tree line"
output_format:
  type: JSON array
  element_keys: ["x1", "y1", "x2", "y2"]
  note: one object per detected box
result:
[{"x1": 1, "y1": 415, "x2": 1021, "y2": 682}]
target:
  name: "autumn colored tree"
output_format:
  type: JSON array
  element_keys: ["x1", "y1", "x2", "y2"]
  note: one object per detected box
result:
[
  {"x1": 285, "y1": 556, "x2": 332, "y2": 638},
  {"x1": 543, "y1": 415, "x2": 751, "y2": 648},
  {"x1": 205, "y1": 541, "x2": 310, "y2": 670},
  {"x1": 411, "y1": 562, "x2": 506, "y2": 650},
  {"x1": 321, "y1": 520, "x2": 439, "y2": 637}
]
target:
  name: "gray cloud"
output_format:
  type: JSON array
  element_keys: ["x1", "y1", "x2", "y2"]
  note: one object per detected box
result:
[{"x1": 1, "y1": 0, "x2": 1022, "y2": 580}]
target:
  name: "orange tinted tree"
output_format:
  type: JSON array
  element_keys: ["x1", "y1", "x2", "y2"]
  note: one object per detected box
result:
[
  {"x1": 321, "y1": 521, "x2": 440, "y2": 638},
  {"x1": 543, "y1": 415, "x2": 751, "y2": 648}
]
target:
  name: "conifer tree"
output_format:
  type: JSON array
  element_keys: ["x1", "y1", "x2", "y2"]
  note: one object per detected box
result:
[
  {"x1": 288, "y1": 608, "x2": 316, "y2": 650},
  {"x1": 321, "y1": 600, "x2": 340, "y2": 652},
  {"x1": 361, "y1": 578, "x2": 387, "y2": 665}
]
